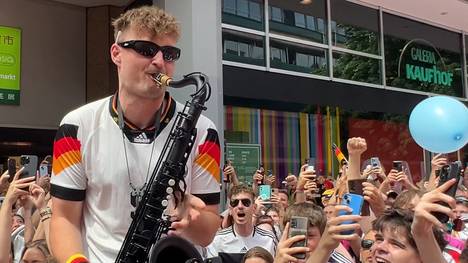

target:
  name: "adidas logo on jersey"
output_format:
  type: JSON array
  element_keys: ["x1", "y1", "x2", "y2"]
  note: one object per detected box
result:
[
  {"x1": 240, "y1": 247, "x2": 248, "y2": 253},
  {"x1": 132, "y1": 132, "x2": 150, "y2": 144}
]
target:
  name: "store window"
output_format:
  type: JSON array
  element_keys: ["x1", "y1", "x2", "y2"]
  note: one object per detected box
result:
[
  {"x1": 223, "y1": 30, "x2": 265, "y2": 66},
  {"x1": 344, "y1": 111, "x2": 425, "y2": 183},
  {"x1": 384, "y1": 13, "x2": 463, "y2": 97},
  {"x1": 333, "y1": 51, "x2": 381, "y2": 84},
  {"x1": 224, "y1": 105, "x2": 426, "y2": 185},
  {"x1": 330, "y1": 0, "x2": 380, "y2": 55},
  {"x1": 222, "y1": 0, "x2": 263, "y2": 31},
  {"x1": 270, "y1": 39, "x2": 328, "y2": 75},
  {"x1": 269, "y1": 0, "x2": 327, "y2": 44}
]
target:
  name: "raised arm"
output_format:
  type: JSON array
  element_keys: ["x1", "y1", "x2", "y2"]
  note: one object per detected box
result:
[
  {"x1": 0, "y1": 169, "x2": 34, "y2": 263},
  {"x1": 412, "y1": 179, "x2": 457, "y2": 263},
  {"x1": 306, "y1": 205, "x2": 361, "y2": 263},
  {"x1": 347, "y1": 137, "x2": 367, "y2": 181}
]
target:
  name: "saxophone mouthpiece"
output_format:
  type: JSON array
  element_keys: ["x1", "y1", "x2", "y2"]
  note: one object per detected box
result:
[{"x1": 151, "y1": 73, "x2": 172, "y2": 87}]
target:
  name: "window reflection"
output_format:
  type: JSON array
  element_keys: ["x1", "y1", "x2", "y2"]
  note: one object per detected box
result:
[
  {"x1": 384, "y1": 13, "x2": 463, "y2": 97},
  {"x1": 268, "y1": 0, "x2": 327, "y2": 44},
  {"x1": 270, "y1": 40, "x2": 328, "y2": 75},
  {"x1": 222, "y1": 0, "x2": 263, "y2": 30},
  {"x1": 223, "y1": 31, "x2": 265, "y2": 66},
  {"x1": 330, "y1": 0, "x2": 379, "y2": 54},
  {"x1": 333, "y1": 51, "x2": 381, "y2": 84}
]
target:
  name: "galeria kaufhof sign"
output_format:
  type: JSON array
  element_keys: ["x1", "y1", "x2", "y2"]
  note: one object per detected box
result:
[{"x1": 398, "y1": 39, "x2": 453, "y2": 87}]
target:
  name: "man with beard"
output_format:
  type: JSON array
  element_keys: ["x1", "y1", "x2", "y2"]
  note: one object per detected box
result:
[{"x1": 206, "y1": 184, "x2": 277, "y2": 261}]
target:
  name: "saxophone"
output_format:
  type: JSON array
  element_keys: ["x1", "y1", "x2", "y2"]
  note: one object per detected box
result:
[{"x1": 116, "y1": 72, "x2": 211, "y2": 263}]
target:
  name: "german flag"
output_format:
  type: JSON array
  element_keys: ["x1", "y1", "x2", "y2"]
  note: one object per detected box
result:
[
  {"x1": 333, "y1": 143, "x2": 348, "y2": 165},
  {"x1": 194, "y1": 128, "x2": 220, "y2": 182},
  {"x1": 53, "y1": 124, "x2": 82, "y2": 175}
]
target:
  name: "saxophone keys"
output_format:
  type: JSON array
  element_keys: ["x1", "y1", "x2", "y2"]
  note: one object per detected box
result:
[{"x1": 168, "y1": 179, "x2": 176, "y2": 186}]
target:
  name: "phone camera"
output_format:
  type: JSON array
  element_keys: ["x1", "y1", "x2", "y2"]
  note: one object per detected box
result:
[
  {"x1": 291, "y1": 220, "x2": 297, "y2": 228},
  {"x1": 21, "y1": 156, "x2": 30, "y2": 165}
]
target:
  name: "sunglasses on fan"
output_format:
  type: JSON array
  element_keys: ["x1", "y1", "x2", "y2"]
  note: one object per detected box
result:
[
  {"x1": 361, "y1": 239, "x2": 374, "y2": 250},
  {"x1": 118, "y1": 40, "x2": 181, "y2": 62},
  {"x1": 230, "y1": 198, "x2": 252, "y2": 208}
]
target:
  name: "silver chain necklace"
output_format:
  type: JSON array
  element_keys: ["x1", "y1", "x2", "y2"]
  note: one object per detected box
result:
[
  {"x1": 116, "y1": 94, "x2": 162, "y2": 210},
  {"x1": 121, "y1": 131, "x2": 156, "y2": 209}
]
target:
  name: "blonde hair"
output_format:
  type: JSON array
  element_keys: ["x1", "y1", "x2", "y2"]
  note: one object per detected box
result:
[
  {"x1": 242, "y1": 246, "x2": 274, "y2": 263},
  {"x1": 282, "y1": 202, "x2": 326, "y2": 234},
  {"x1": 112, "y1": 6, "x2": 180, "y2": 41},
  {"x1": 21, "y1": 239, "x2": 56, "y2": 263}
]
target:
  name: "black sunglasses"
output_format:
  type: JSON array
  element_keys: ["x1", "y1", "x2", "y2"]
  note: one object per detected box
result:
[
  {"x1": 361, "y1": 239, "x2": 374, "y2": 250},
  {"x1": 230, "y1": 198, "x2": 252, "y2": 208},
  {"x1": 118, "y1": 40, "x2": 181, "y2": 62}
]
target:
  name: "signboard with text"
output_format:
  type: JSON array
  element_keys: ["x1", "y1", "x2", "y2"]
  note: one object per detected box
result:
[
  {"x1": 0, "y1": 26, "x2": 21, "y2": 105},
  {"x1": 398, "y1": 39, "x2": 454, "y2": 89},
  {"x1": 226, "y1": 143, "x2": 261, "y2": 185}
]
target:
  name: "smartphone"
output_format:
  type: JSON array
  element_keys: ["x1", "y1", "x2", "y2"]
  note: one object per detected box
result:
[
  {"x1": 7, "y1": 158, "x2": 17, "y2": 182},
  {"x1": 338, "y1": 193, "x2": 364, "y2": 234},
  {"x1": 259, "y1": 163, "x2": 265, "y2": 174},
  {"x1": 272, "y1": 188, "x2": 279, "y2": 196},
  {"x1": 370, "y1": 157, "x2": 380, "y2": 167},
  {"x1": 223, "y1": 159, "x2": 231, "y2": 183},
  {"x1": 306, "y1": 157, "x2": 315, "y2": 172},
  {"x1": 289, "y1": 216, "x2": 308, "y2": 259},
  {"x1": 259, "y1": 184, "x2": 272, "y2": 201},
  {"x1": 348, "y1": 179, "x2": 370, "y2": 216},
  {"x1": 392, "y1": 161, "x2": 403, "y2": 172},
  {"x1": 433, "y1": 163, "x2": 462, "y2": 223},
  {"x1": 19, "y1": 155, "x2": 38, "y2": 180},
  {"x1": 39, "y1": 164, "x2": 49, "y2": 177}
]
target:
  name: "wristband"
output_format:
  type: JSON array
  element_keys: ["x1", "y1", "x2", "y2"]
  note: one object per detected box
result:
[
  {"x1": 66, "y1": 253, "x2": 89, "y2": 263},
  {"x1": 40, "y1": 215, "x2": 51, "y2": 222},
  {"x1": 39, "y1": 207, "x2": 52, "y2": 218}
]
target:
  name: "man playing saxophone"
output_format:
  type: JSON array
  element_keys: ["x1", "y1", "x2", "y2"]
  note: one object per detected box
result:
[{"x1": 49, "y1": 6, "x2": 221, "y2": 263}]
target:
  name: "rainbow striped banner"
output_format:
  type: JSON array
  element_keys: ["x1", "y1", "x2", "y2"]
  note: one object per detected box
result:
[{"x1": 224, "y1": 105, "x2": 342, "y2": 183}]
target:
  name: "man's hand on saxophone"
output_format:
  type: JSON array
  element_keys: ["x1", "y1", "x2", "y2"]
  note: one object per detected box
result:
[{"x1": 168, "y1": 194, "x2": 221, "y2": 247}]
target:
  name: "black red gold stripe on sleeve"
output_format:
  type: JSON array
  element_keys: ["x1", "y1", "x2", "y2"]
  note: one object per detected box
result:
[
  {"x1": 194, "y1": 128, "x2": 221, "y2": 182},
  {"x1": 53, "y1": 124, "x2": 82, "y2": 175}
]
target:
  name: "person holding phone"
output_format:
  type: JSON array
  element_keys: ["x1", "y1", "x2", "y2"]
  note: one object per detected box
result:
[
  {"x1": 275, "y1": 203, "x2": 355, "y2": 263},
  {"x1": 0, "y1": 169, "x2": 10, "y2": 193},
  {"x1": 295, "y1": 164, "x2": 319, "y2": 204},
  {"x1": 0, "y1": 168, "x2": 37, "y2": 262},
  {"x1": 49, "y1": 6, "x2": 221, "y2": 263},
  {"x1": 368, "y1": 180, "x2": 458, "y2": 263}
]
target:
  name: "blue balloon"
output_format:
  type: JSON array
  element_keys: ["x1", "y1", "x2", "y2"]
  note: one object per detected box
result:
[{"x1": 409, "y1": 96, "x2": 468, "y2": 153}]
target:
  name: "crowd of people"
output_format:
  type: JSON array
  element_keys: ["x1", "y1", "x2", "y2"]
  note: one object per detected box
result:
[
  {"x1": 207, "y1": 137, "x2": 468, "y2": 263},
  {"x1": 1, "y1": 137, "x2": 468, "y2": 263},
  {"x1": 0, "y1": 4, "x2": 467, "y2": 263}
]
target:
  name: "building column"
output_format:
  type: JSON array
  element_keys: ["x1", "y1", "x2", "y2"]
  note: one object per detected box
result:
[{"x1": 156, "y1": 0, "x2": 224, "y2": 144}]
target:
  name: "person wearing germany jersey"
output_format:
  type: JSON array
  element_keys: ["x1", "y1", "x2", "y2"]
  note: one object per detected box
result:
[
  {"x1": 49, "y1": 6, "x2": 221, "y2": 263},
  {"x1": 206, "y1": 184, "x2": 277, "y2": 261}
]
